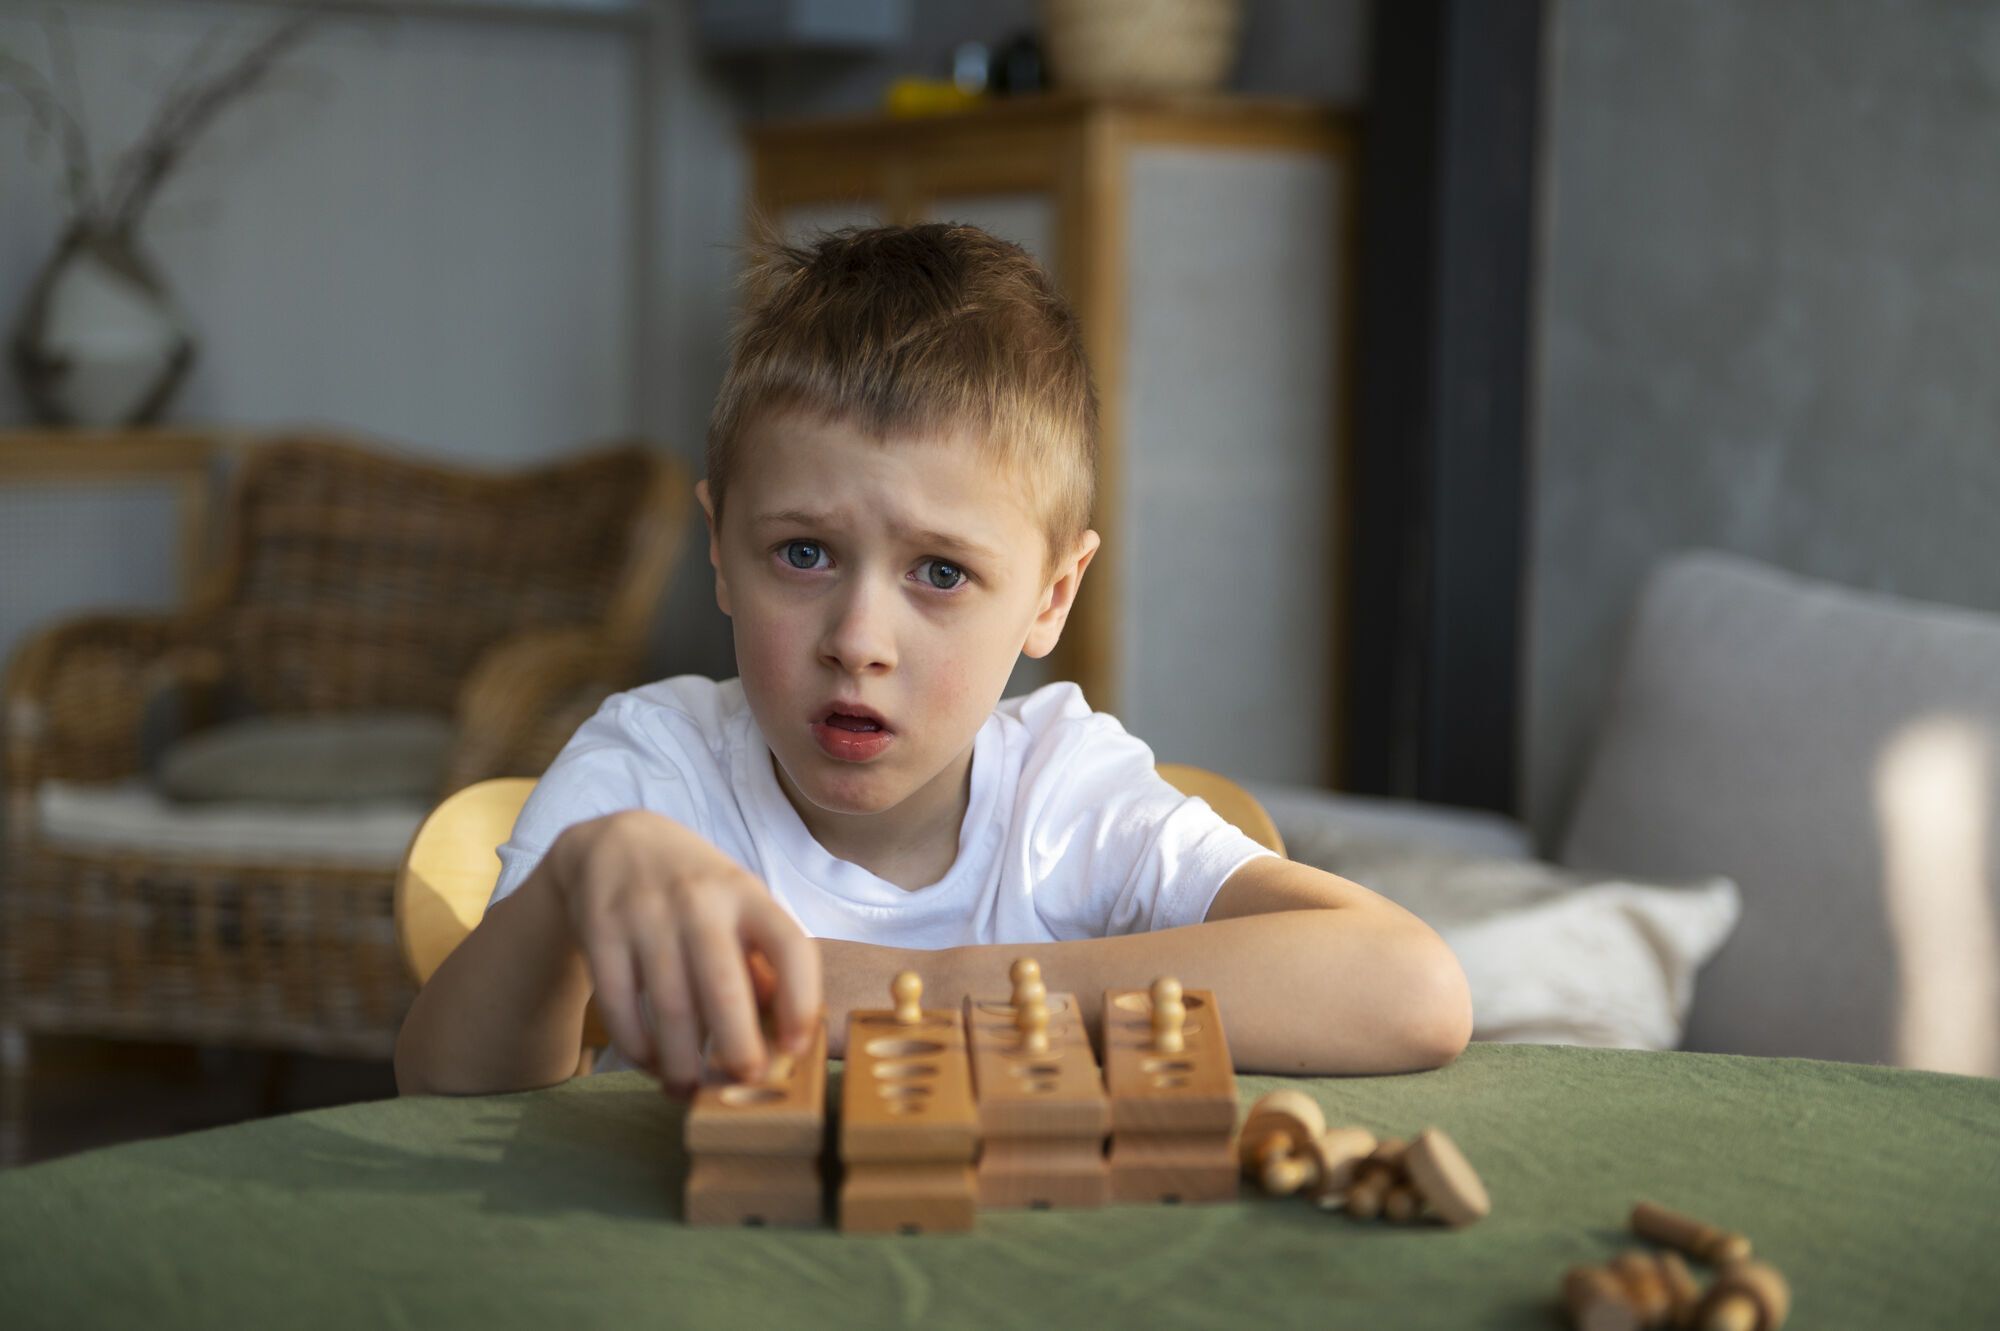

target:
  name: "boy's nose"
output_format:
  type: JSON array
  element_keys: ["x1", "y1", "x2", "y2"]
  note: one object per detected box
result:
[{"x1": 819, "y1": 581, "x2": 896, "y2": 674}]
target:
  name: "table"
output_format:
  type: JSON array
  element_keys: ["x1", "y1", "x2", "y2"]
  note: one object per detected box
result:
[{"x1": 3, "y1": 1044, "x2": 1995, "y2": 1328}]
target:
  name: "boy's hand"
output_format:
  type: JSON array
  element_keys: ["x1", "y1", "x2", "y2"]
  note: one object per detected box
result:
[{"x1": 541, "y1": 809, "x2": 821, "y2": 1096}]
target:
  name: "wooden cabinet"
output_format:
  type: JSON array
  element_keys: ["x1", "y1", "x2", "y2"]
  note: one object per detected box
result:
[{"x1": 750, "y1": 96, "x2": 1355, "y2": 785}]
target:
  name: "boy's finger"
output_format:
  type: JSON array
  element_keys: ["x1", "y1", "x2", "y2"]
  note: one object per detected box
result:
[
  {"x1": 586, "y1": 937, "x2": 655, "y2": 1075},
  {"x1": 743, "y1": 902, "x2": 822, "y2": 1057},
  {"x1": 687, "y1": 918, "x2": 766, "y2": 1081},
  {"x1": 635, "y1": 929, "x2": 703, "y2": 1095}
]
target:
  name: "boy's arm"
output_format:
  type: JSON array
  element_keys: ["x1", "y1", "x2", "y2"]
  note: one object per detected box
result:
[
  {"x1": 395, "y1": 860, "x2": 596, "y2": 1096},
  {"x1": 816, "y1": 859, "x2": 1470, "y2": 1075}
]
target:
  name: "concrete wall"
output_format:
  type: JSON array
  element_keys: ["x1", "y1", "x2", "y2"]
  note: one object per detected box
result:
[
  {"x1": 0, "y1": 1, "x2": 640, "y2": 463},
  {"x1": 1527, "y1": 0, "x2": 2000, "y2": 842}
]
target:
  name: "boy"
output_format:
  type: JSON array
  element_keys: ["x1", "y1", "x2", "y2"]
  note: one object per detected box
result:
[{"x1": 395, "y1": 224, "x2": 1470, "y2": 1098}]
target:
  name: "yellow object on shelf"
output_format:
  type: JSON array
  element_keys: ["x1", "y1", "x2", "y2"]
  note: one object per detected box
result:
[{"x1": 884, "y1": 78, "x2": 984, "y2": 118}]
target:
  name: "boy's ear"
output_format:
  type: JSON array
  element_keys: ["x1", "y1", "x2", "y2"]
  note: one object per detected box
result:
[
  {"x1": 1023, "y1": 529, "x2": 1101, "y2": 659},
  {"x1": 695, "y1": 479, "x2": 732, "y2": 617}
]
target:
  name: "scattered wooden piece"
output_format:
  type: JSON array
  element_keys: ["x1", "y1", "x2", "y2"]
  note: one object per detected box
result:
[
  {"x1": 1631, "y1": 1200, "x2": 1753, "y2": 1265},
  {"x1": 1403, "y1": 1127, "x2": 1491, "y2": 1227}
]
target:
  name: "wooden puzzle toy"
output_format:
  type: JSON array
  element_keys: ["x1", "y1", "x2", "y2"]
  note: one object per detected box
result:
[
  {"x1": 838, "y1": 971, "x2": 979, "y2": 1233},
  {"x1": 963, "y1": 958, "x2": 1111, "y2": 1209},
  {"x1": 683, "y1": 1012, "x2": 827, "y2": 1227},
  {"x1": 1696, "y1": 1261, "x2": 1790, "y2": 1331},
  {"x1": 1630, "y1": 1201, "x2": 1754, "y2": 1264},
  {"x1": 1100, "y1": 976, "x2": 1239, "y2": 1204}
]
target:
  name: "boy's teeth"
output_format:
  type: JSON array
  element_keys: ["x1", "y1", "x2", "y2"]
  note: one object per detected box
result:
[{"x1": 826, "y1": 714, "x2": 882, "y2": 732}]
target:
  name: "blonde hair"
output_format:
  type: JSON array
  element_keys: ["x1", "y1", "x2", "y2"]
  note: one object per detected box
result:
[{"x1": 706, "y1": 222, "x2": 1098, "y2": 570}]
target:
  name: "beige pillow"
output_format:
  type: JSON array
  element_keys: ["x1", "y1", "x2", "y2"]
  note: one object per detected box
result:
[
  {"x1": 1280, "y1": 823, "x2": 1740, "y2": 1050},
  {"x1": 157, "y1": 712, "x2": 454, "y2": 804}
]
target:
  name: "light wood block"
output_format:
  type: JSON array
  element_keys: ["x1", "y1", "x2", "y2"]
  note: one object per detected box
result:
[
  {"x1": 1100, "y1": 986, "x2": 1237, "y2": 1135},
  {"x1": 838, "y1": 986, "x2": 979, "y2": 1232},
  {"x1": 1105, "y1": 1131, "x2": 1238, "y2": 1205},
  {"x1": 964, "y1": 991, "x2": 1110, "y2": 1210},
  {"x1": 685, "y1": 1156, "x2": 823, "y2": 1228},
  {"x1": 683, "y1": 1016, "x2": 828, "y2": 1228},
  {"x1": 839, "y1": 1162, "x2": 978, "y2": 1235}
]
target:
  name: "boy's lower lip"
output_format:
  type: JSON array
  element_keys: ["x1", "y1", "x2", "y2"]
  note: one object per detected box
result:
[{"x1": 811, "y1": 721, "x2": 895, "y2": 762}]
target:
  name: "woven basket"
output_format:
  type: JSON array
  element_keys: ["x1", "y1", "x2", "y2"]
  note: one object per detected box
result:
[{"x1": 1041, "y1": 0, "x2": 1244, "y2": 95}]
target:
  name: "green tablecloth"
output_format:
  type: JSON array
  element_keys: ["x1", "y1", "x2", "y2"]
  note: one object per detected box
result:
[{"x1": 3, "y1": 1044, "x2": 1996, "y2": 1328}]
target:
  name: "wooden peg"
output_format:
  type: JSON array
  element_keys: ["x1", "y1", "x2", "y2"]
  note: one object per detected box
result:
[
  {"x1": 1562, "y1": 1266, "x2": 1643, "y2": 1331},
  {"x1": 1345, "y1": 1169, "x2": 1390, "y2": 1220},
  {"x1": 1015, "y1": 977, "x2": 1048, "y2": 1012},
  {"x1": 1631, "y1": 1201, "x2": 1753, "y2": 1265},
  {"x1": 1383, "y1": 1183, "x2": 1424, "y2": 1224},
  {"x1": 1403, "y1": 1127, "x2": 1491, "y2": 1227},
  {"x1": 1696, "y1": 1261, "x2": 1790, "y2": 1331},
  {"x1": 1016, "y1": 997, "x2": 1051, "y2": 1056},
  {"x1": 1008, "y1": 957, "x2": 1042, "y2": 1002},
  {"x1": 1305, "y1": 1128, "x2": 1379, "y2": 1208},
  {"x1": 892, "y1": 970, "x2": 923, "y2": 1026},
  {"x1": 1150, "y1": 976, "x2": 1186, "y2": 1054},
  {"x1": 1657, "y1": 1250, "x2": 1702, "y2": 1324},
  {"x1": 1238, "y1": 1089, "x2": 1328, "y2": 1183},
  {"x1": 1608, "y1": 1251, "x2": 1672, "y2": 1327}
]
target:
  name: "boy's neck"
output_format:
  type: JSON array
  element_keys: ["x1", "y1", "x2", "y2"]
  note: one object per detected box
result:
[{"x1": 770, "y1": 744, "x2": 975, "y2": 892}]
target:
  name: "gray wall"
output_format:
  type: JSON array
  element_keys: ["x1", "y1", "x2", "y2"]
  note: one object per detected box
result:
[{"x1": 1526, "y1": 0, "x2": 2000, "y2": 843}]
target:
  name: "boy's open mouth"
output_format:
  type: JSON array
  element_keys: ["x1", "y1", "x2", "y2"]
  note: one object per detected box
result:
[{"x1": 819, "y1": 703, "x2": 891, "y2": 733}]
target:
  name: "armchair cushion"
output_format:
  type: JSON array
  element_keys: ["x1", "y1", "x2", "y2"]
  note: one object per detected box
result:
[
  {"x1": 156, "y1": 712, "x2": 453, "y2": 804},
  {"x1": 38, "y1": 780, "x2": 426, "y2": 868}
]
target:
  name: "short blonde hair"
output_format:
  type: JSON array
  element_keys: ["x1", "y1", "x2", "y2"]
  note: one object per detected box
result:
[{"x1": 706, "y1": 222, "x2": 1098, "y2": 570}]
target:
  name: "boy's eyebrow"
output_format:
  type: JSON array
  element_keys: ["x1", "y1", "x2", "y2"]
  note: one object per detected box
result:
[{"x1": 751, "y1": 508, "x2": 1003, "y2": 563}]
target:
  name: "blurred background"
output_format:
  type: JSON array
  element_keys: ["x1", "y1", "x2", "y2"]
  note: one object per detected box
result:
[{"x1": 2, "y1": 0, "x2": 1995, "y2": 1167}]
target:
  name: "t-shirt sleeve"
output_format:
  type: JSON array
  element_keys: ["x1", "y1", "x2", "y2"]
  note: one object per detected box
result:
[
  {"x1": 1022, "y1": 708, "x2": 1279, "y2": 939},
  {"x1": 489, "y1": 694, "x2": 702, "y2": 908}
]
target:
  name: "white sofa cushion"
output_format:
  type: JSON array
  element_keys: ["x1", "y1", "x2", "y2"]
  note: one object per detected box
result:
[
  {"x1": 1561, "y1": 551, "x2": 2000, "y2": 1074},
  {"x1": 37, "y1": 780, "x2": 428, "y2": 868},
  {"x1": 156, "y1": 711, "x2": 453, "y2": 804},
  {"x1": 1278, "y1": 812, "x2": 1738, "y2": 1050}
]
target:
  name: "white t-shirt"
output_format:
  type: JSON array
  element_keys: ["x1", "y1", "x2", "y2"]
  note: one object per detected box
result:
[{"x1": 489, "y1": 676, "x2": 1274, "y2": 1068}]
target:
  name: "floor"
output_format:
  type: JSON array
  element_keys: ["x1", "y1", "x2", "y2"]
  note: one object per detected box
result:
[{"x1": 15, "y1": 1034, "x2": 398, "y2": 1169}]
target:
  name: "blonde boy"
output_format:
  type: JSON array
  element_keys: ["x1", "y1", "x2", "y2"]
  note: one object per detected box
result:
[{"x1": 396, "y1": 224, "x2": 1470, "y2": 1097}]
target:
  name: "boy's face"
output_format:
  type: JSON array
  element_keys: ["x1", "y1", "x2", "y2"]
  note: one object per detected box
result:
[{"x1": 698, "y1": 409, "x2": 1098, "y2": 847}]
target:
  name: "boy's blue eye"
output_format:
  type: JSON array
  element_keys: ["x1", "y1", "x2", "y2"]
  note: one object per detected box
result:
[
  {"x1": 781, "y1": 540, "x2": 823, "y2": 570},
  {"x1": 921, "y1": 559, "x2": 967, "y2": 591}
]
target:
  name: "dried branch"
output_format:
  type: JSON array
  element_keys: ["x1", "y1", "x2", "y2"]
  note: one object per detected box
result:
[
  {"x1": 0, "y1": 44, "x2": 99, "y2": 222},
  {"x1": 101, "y1": 13, "x2": 321, "y2": 236}
]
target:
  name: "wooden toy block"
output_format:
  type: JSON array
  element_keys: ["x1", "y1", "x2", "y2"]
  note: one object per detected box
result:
[
  {"x1": 838, "y1": 972, "x2": 979, "y2": 1233},
  {"x1": 1630, "y1": 1200, "x2": 1754, "y2": 1266},
  {"x1": 1403, "y1": 1127, "x2": 1491, "y2": 1227},
  {"x1": 1102, "y1": 978, "x2": 1238, "y2": 1204},
  {"x1": 1696, "y1": 1261, "x2": 1790, "y2": 1331},
  {"x1": 1105, "y1": 1131, "x2": 1238, "y2": 1204},
  {"x1": 1100, "y1": 981, "x2": 1237, "y2": 1135},
  {"x1": 1562, "y1": 1265, "x2": 1644, "y2": 1331},
  {"x1": 964, "y1": 979, "x2": 1110, "y2": 1210},
  {"x1": 683, "y1": 1015, "x2": 828, "y2": 1227}
]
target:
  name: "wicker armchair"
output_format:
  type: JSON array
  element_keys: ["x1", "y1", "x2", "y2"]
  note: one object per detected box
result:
[{"x1": 1, "y1": 434, "x2": 691, "y2": 1163}]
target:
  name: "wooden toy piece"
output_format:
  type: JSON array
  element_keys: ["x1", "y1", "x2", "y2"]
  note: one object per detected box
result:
[
  {"x1": 1237, "y1": 1089, "x2": 1327, "y2": 1195},
  {"x1": 1008, "y1": 957, "x2": 1042, "y2": 1003},
  {"x1": 1657, "y1": 1251, "x2": 1703, "y2": 1325},
  {"x1": 684, "y1": 1013, "x2": 828, "y2": 1227},
  {"x1": 1631, "y1": 1201, "x2": 1753, "y2": 1265},
  {"x1": 1345, "y1": 1169, "x2": 1389, "y2": 1220},
  {"x1": 1696, "y1": 1262, "x2": 1790, "y2": 1331},
  {"x1": 893, "y1": 970, "x2": 925, "y2": 1026},
  {"x1": 1608, "y1": 1250, "x2": 1672, "y2": 1327},
  {"x1": 964, "y1": 987, "x2": 1110, "y2": 1209},
  {"x1": 1383, "y1": 1183, "x2": 1424, "y2": 1224},
  {"x1": 1304, "y1": 1127, "x2": 1379, "y2": 1209},
  {"x1": 839, "y1": 974, "x2": 978, "y2": 1233},
  {"x1": 1402, "y1": 1127, "x2": 1491, "y2": 1227},
  {"x1": 1016, "y1": 998, "x2": 1052, "y2": 1056},
  {"x1": 1102, "y1": 983, "x2": 1238, "y2": 1204},
  {"x1": 1151, "y1": 976, "x2": 1186, "y2": 1054},
  {"x1": 1562, "y1": 1266, "x2": 1643, "y2": 1331}
]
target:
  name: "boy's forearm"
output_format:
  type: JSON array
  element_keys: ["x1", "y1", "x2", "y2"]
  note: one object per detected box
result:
[
  {"x1": 817, "y1": 911, "x2": 1469, "y2": 1075},
  {"x1": 394, "y1": 867, "x2": 595, "y2": 1096}
]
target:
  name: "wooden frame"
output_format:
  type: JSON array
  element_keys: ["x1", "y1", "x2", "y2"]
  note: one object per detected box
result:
[
  {"x1": 0, "y1": 428, "x2": 237, "y2": 606},
  {"x1": 750, "y1": 95, "x2": 1357, "y2": 761}
]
